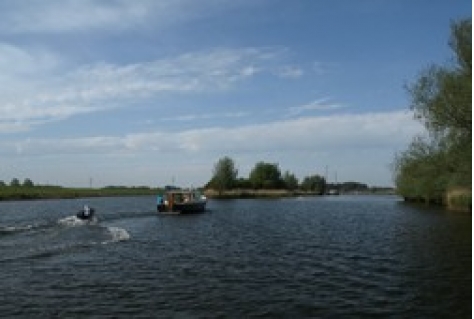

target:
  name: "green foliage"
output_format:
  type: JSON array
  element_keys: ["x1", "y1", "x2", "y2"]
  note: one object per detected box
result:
[
  {"x1": 208, "y1": 156, "x2": 238, "y2": 193},
  {"x1": 23, "y1": 178, "x2": 34, "y2": 187},
  {"x1": 300, "y1": 175, "x2": 326, "y2": 194},
  {"x1": 394, "y1": 19, "x2": 472, "y2": 202},
  {"x1": 283, "y1": 171, "x2": 299, "y2": 190},
  {"x1": 394, "y1": 138, "x2": 448, "y2": 201},
  {"x1": 0, "y1": 178, "x2": 162, "y2": 201},
  {"x1": 408, "y1": 19, "x2": 471, "y2": 140},
  {"x1": 10, "y1": 178, "x2": 20, "y2": 187},
  {"x1": 206, "y1": 157, "x2": 379, "y2": 195},
  {"x1": 249, "y1": 162, "x2": 284, "y2": 189}
]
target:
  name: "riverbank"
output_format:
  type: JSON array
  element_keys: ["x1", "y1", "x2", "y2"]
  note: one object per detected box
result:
[
  {"x1": 402, "y1": 187, "x2": 471, "y2": 213},
  {"x1": 446, "y1": 188, "x2": 472, "y2": 213},
  {"x1": 0, "y1": 186, "x2": 162, "y2": 201},
  {"x1": 204, "y1": 188, "x2": 397, "y2": 199}
]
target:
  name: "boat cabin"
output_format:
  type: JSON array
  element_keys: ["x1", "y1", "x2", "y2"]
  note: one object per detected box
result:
[{"x1": 157, "y1": 190, "x2": 207, "y2": 213}]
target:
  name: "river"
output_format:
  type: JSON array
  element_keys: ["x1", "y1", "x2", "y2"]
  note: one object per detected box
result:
[{"x1": 0, "y1": 195, "x2": 470, "y2": 318}]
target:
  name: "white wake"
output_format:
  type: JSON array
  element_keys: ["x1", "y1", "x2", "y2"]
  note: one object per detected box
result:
[
  {"x1": 103, "y1": 226, "x2": 130, "y2": 244},
  {"x1": 57, "y1": 215, "x2": 98, "y2": 227}
]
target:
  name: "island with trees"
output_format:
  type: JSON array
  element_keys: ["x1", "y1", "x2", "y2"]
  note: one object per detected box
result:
[{"x1": 204, "y1": 156, "x2": 392, "y2": 198}]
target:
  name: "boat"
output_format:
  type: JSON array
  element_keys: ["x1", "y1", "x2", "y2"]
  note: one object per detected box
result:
[
  {"x1": 157, "y1": 189, "x2": 207, "y2": 213},
  {"x1": 76, "y1": 205, "x2": 95, "y2": 220}
]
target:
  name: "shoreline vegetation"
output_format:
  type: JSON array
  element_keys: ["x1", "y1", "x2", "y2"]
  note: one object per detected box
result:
[
  {"x1": 0, "y1": 185, "x2": 161, "y2": 201},
  {"x1": 392, "y1": 19, "x2": 471, "y2": 213},
  {"x1": 204, "y1": 188, "x2": 395, "y2": 199},
  {"x1": 0, "y1": 184, "x2": 395, "y2": 202}
]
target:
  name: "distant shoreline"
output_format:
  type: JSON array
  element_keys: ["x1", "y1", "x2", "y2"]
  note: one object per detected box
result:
[
  {"x1": 203, "y1": 188, "x2": 395, "y2": 199},
  {"x1": 0, "y1": 186, "x2": 397, "y2": 202},
  {"x1": 0, "y1": 186, "x2": 161, "y2": 201},
  {"x1": 204, "y1": 189, "x2": 321, "y2": 199}
]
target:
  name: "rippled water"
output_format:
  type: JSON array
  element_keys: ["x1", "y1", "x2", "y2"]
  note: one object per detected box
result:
[{"x1": 0, "y1": 195, "x2": 470, "y2": 318}]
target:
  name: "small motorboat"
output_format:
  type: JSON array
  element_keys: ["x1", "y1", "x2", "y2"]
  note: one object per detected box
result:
[{"x1": 76, "y1": 205, "x2": 95, "y2": 220}]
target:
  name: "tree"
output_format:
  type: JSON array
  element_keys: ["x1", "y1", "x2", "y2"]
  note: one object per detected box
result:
[
  {"x1": 394, "y1": 19, "x2": 471, "y2": 201},
  {"x1": 300, "y1": 175, "x2": 326, "y2": 194},
  {"x1": 23, "y1": 178, "x2": 34, "y2": 187},
  {"x1": 408, "y1": 20, "x2": 471, "y2": 138},
  {"x1": 283, "y1": 171, "x2": 299, "y2": 190},
  {"x1": 249, "y1": 162, "x2": 283, "y2": 189},
  {"x1": 209, "y1": 156, "x2": 238, "y2": 193},
  {"x1": 10, "y1": 178, "x2": 20, "y2": 187}
]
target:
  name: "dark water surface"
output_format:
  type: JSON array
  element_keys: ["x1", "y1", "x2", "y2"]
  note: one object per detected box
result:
[{"x1": 0, "y1": 195, "x2": 470, "y2": 318}]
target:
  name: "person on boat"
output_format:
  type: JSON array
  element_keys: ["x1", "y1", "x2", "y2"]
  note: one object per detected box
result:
[
  {"x1": 77, "y1": 204, "x2": 95, "y2": 220},
  {"x1": 157, "y1": 195, "x2": 165, "y2": 212}
]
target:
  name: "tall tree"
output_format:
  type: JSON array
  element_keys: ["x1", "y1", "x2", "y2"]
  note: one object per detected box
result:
[
  {"x1": 210, "y1": 156, "x2": 238, "y2": 193},
  {"x1": 408, "y1": 19, "x2": 471, "y2": 142},
  {"x1": 10, "y1": 178, "x2": 20, "y2": 187},
  {"x1": 249, "y1": 162, "x2": 283, "y2": 189},
  {"x1": 283, "y1": 171, "x2": 299, "y2": 190},
  {"x1": 23, "y1": 178, "x2": 34, "y2": 187}
]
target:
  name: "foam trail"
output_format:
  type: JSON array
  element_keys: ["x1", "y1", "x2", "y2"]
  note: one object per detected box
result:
[
  {"x1": 58, "y1": 216, "x2": 98, "y2": 227},
  {"x1": 103, "y1": 226, "x2": 130, "y2": 244},
  {"x1": 0, "y1": 225, "x2": 33, "y2": 233}
]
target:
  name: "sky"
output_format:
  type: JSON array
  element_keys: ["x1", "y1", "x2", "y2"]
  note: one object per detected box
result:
[{"x1": 0, "y1": 0, "x2": 470, "y2": 188}]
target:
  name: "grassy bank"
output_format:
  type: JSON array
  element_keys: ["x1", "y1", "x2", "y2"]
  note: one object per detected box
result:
[
  {"x1": 401, "y1": 188, "x2": 471, "y2": 213},
  {"x1": 0, "y1": 186, "x2": 162, "y2": 201},
  {"x1": 446, "y1": 188, "x2": 472, "y2": 213}
]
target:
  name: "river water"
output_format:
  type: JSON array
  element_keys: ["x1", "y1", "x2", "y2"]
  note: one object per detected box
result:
[{"x1": 0, "y1": 195, "x2": 470, "y2": 318}]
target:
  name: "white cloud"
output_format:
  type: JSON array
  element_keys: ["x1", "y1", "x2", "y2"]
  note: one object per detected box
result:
[
  {"x1": 159, "y1": 111, "x2": 249, "y2": 122},
  {"x1": 0, "y1": 110, "x2": 422, "y2": 186},
  {"x1": 288, "y1": 98, "x2": 345, "y2": 115},
  {"x1": 276, "y1": 65, "x2": 304, "y2": 79},
  {"x1": 2, "y1": 110, "x2": 421, "y2": 156},
  {"x1": 0, "y1": 46, "x2": 284, "y2": 132}
]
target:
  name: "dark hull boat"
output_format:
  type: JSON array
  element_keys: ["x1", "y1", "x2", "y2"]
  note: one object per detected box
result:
[
  {"x1": 157, "y1": 190, "x2": 207, "y2": 214},
  {"x1": 76, "y1": 206, "x2": 95, "y2": 220}
]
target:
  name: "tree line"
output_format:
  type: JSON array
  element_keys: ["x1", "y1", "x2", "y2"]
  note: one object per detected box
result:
[
  {"x1": 392, "y1": 18, "x2": 471, "y2": 208},
  {"x1": 0, "y1": 178, "x2": 35, "y2": 188},
  {"x1": 206, "y1": 156, "x2": 327, "y2": 194},
  {"x1": 206, "y1": 156, "x2": 372, "y2": 195},
  {"x1": 0, "y1": 178, "x2": 162, "y2": 200}
]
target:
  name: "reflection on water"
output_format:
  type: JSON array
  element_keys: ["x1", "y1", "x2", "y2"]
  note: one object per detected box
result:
[{"x1": 0, "y1": 195, "x2": 470, "y2": 317}]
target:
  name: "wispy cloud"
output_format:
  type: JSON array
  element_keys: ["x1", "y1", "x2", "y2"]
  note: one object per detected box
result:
[
  {"x1": 159, "y1": 111, "x2": 249, "y2": 122},
  {"x1": 288, "y1": 98, "x2": 345, "y2": 116},
  {"x1": 275, "y1": 65, "x2": 304, "y2": 79},
  {"x1": 0, "y1": 46, "x2": 286, "y2": 132}
]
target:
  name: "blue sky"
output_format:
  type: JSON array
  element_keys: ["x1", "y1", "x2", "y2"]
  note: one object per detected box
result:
[{"x1": 0, "y1": 0, "x2": 470, "y2": 187}]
